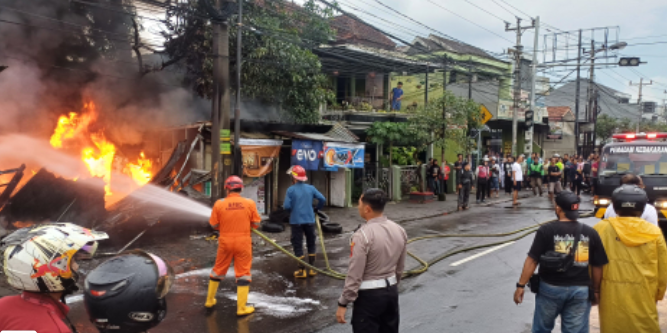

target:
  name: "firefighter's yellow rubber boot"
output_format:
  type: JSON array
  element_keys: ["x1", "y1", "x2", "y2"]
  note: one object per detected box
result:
[
  {"x1": 308, "y1": 254, "x2": 317, "y2": 277},
  {"x1": 205, "y1": 279, "x2": 220, "y2": 308},
  {"x1": 237, "y1": 286, "x2": 255, "y2": 316},
  {"x1": 294, "y1": 256, "x2": 307, "y2": 278}
]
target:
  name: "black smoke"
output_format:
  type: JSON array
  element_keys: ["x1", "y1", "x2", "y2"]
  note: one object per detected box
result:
[{"x1": 0, "y1": 0, "x2": 208, "y2": 144}]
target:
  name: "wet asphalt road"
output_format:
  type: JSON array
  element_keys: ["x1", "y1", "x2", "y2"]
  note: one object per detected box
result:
[{"x1": 66, "y1": 194, "x2": 597, "y2": 333}]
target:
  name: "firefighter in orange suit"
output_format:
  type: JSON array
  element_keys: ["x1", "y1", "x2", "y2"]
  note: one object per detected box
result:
[{"x1": 205, "y1": 176, "x2": 261, "y2": 316}]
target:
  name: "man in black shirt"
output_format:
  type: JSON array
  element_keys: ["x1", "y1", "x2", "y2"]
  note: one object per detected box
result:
[
  {"x1": 454, "y1": 154, "x2": 464, "y2": 194},
  {"x1": 547, "y1": 156, "x2": 563, "y2": 202},
  {"x1": 513, "y1": 191, "x2": 608, "y2": 333},
  {"x1": 503, "y1": 156, "x2": 514, "y2": 196},
  {"x1": 428, "y1": 159, "x2": 441, "y2": 195}
]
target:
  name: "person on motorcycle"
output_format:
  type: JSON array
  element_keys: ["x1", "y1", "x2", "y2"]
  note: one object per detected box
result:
[{"x1": 0, "y1": 223, "x2": 108, "y2": 332}]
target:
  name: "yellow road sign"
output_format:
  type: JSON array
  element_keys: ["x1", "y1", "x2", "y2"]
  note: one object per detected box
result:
[{"x1": 480, "y1": 105, "x2": 493, "y2": 124}]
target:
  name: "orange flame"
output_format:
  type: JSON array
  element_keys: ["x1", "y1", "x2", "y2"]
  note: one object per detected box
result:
[
  {"x1": 50, "y1": 107, "x2": 95, "y2": 148},
  {"x1": 82, "y1": 132, "x2": 116, "y2": 196},
  {"x1": 13, "y1": 221, "x2": 34, "y2": 229},
  {"x1": 125, "y1": 151, "x2": 153, "y2": 186},
  {"x1": 49, "y1": 101, "x2": 153, "y2": 201}
]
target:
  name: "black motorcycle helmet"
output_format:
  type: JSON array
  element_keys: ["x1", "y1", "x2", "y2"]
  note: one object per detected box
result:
[
  {"x1": 84, "y1": 250, "x2": 174, "y2": 333},
  {"x1": 612, "y1": 184, "x2": 648, "y2": 217}
]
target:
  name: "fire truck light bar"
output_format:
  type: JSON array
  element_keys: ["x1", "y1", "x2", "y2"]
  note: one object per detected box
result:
[{"x1": 612, "y1": 133, "x2": 667, "y2": 140}]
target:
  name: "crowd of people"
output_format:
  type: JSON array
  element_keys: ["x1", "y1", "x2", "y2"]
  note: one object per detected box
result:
[{"x1": 424, "y1": 151, "x2": 602, "y2": 210}]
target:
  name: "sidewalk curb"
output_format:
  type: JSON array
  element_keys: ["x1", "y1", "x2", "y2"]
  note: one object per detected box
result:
[{"x1": 394, "y1": 193, "x2": 534, "y2": 224}]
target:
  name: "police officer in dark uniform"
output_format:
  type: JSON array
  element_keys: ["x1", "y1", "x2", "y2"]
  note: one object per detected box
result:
[{"x1": 335, "y1": 188, "x2": 408, "y2": 333}]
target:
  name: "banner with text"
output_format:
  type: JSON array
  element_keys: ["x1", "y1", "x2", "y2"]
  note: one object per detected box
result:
[
  {"x1": 323, "y1": 142, "x2": 365, "y2": 171},
  {"x1": 291, "y1": 140, "x2": 323, "y2": 171}
]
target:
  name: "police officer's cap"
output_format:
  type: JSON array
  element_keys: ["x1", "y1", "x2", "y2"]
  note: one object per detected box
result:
[{"x1": 612, "y1": 184, "x2": 647, "y2": 217}]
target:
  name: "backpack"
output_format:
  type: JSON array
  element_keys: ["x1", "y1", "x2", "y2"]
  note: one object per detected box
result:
[
  {"x1": 583, "y1": 162, "x2": 592, "y2": 175},
  {"x1": 504, "y1": 163, "x2": 512, "y2": 175},
  {"x1": 478, "y1": 166, "x2": 488, "y2": 178}
]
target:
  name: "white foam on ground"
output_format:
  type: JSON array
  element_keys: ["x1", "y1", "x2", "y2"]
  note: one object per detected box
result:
[{"x1": 222, "y1": 292, "x2": 321, "y2": 319}]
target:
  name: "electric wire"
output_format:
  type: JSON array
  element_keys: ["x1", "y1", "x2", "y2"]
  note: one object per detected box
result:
[
  {"x1": 424, "y1": 0, "x2": 514, "y2": 44},
  {"x1": 461, "y1": 0, "x2": 509, "y2": 23}
]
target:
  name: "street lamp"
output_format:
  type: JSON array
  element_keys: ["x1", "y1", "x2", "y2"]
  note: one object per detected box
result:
[{"x1": 608, "y1": 42, "x2": 627, "y2": 50}]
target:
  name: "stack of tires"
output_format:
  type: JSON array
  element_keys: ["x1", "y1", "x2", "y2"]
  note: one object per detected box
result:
[{"x1": 259, "y1": 209, "x2": 342, "y2": 234}]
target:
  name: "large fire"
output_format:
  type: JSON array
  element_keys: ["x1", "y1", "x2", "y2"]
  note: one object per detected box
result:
[{"x1": 49, "y1": 101, "x2": 153, "y2": 199}]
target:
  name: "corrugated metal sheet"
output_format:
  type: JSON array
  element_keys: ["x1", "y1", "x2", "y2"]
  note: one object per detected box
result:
[
  {"x1": 326, "y1": 122, "x2": 360, "y2": 142},
  {"x1": 273, "y1": 124, "x2": 360, "y2": 143},
  {"x1": 273, "y1": 131, "x2": 340, "y2": 142}
]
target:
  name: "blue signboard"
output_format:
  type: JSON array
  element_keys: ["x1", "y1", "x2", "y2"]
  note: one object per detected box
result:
[
  {"x1": 323, "y1": 142, "x2": 365, "y2": 171},
  {"x1": 291, "y1": 140, "x2": 323, "y2": 171}
]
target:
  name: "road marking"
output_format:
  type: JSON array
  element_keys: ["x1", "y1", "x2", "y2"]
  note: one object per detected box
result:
[{"x1": 450, "y1": 241, "x2": 516, "y2": 267}]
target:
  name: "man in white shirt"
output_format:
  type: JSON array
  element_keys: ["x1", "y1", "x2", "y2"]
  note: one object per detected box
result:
[
  {"x1": 512, "y1": 155, "x2": 524, "y2": 206},
  {"x1": 602, "y1": 174, "x2": 659, "y2": 225}
]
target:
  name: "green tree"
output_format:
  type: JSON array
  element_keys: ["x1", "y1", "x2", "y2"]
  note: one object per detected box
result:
[
  {"x1": 366, "y1": 122, "x2": 416, "y2": 167},
  {"x1": 595, "y1": 114, "x2": 619, "y2": 145},
  {"x1": 158, "y1": 0, "x2": 335, "y2": 123},
  {"x1": 409, "y1": 91, "x2": 481, "y2": 161}
]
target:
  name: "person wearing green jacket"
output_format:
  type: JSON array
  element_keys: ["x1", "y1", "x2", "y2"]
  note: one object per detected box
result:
[{"x1": 529, "y1": 159, "x2": 544, "y2": 196}]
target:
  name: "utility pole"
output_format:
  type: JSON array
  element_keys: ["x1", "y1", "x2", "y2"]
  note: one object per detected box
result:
[
  {"x1": 586, "y1": 39, "x2": 598, "y2": 156},
  {"x1": 631, "y1": 78, "x2": 653, "y2": 132},
  {"x1": 210, "y1": 0, "x2": 234, "y2": 203},
  {"x1": 573, "y1": 30, "x2": 583, "y2": 155},
  {"x1": 425, "y1": 63, "x2": 429, "y2": 106},
  {"x1": 527, "y1": 16, "x2": 540, "y2": 157},
  {"x1": 506, "y1": 17, "x2": 536, "y2": 156},
  {"x1": 441, "y1": 55, "x2": 448, "y2": 165},
  {"x1": 467, "y1": 59, "x2": 473, "y2": 100},
  {"x1": 233, "y1": 0, "x2": 243, "y2": 176}
]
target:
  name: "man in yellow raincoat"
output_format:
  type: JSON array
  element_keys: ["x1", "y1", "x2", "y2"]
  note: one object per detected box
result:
[{"x1": 594, "y1": 184, "x2": 667, "y2": 333}]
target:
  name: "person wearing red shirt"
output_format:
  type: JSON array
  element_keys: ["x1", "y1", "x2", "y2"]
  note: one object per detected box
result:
[
  {"x1": 441, "y1": 160, "x2": 451, "y2": 194},
  {"x1": 0, "y1": 223, "x2": 108, "y2": 333}
]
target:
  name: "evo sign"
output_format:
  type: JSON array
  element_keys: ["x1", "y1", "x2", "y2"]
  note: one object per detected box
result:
[{"x1": 291, "y1": 140, "x2": 323, "y2": 171}]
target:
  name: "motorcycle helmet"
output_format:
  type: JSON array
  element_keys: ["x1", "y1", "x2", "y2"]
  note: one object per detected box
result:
[
  {"x1": 84, "y1": 250, "x2": 174, "y2": 333},
  {"x1": 612, "y1": 184, "x2": 648, "y2": 217},
  {"x1": 1, "y1": 223, "x2": 108, "y2": 294}
]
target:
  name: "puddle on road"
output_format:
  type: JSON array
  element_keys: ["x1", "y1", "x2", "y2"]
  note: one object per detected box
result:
[{"x1": 221, "y1": 292, "x2": 322, "y2": 319}]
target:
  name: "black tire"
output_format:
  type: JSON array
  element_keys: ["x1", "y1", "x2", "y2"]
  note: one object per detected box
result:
[
  {"x1": 269, "y1": 209, "x2": 291, "y2": 224},
  {"x1": 260, "y1": 222, "x2": 285, "y2": 233},
  {"x1": 320, "y1": 222, "x2": 342, "y2": 234},
  {"x1": 316, "y1": 211, "x2": 331, "y2": 223}
]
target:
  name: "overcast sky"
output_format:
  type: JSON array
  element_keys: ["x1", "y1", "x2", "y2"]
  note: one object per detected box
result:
[{"x1": 293, "y1": 0, "x2": 667, "y2": 103}]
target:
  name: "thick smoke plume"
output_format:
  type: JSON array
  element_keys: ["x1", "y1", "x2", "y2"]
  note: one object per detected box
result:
[{"x1": 0, "y1": 0, "x2": 209, "y2": 145}]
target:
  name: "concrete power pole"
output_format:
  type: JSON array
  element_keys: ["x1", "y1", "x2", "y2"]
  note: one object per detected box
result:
[
  {"x1": 573, "y1": 30, "x2": 582, "y2": 155},
  {"x1": 527, "y1": 16, "x2": 540, "y2": 157},
  {"x1": 585, "y1": 39, "x2": 596, "y2": 156},
  {"x1": 506, "y1": 17, "x2": 535, "y2": 156},
  {"x1": 211, "y1": 0, "x2": 234, "y2": 204},
  {"x1": 631, "y1": 78, "x2": 653, "y2": 133},
  {"x1": 233, "y1": 0, "x2": 243, "y2": 176}
]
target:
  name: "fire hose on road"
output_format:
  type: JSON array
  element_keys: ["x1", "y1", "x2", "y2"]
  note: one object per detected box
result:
[{"x1": 250, "y1": 212, "x2": 594, "y2": 280}]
